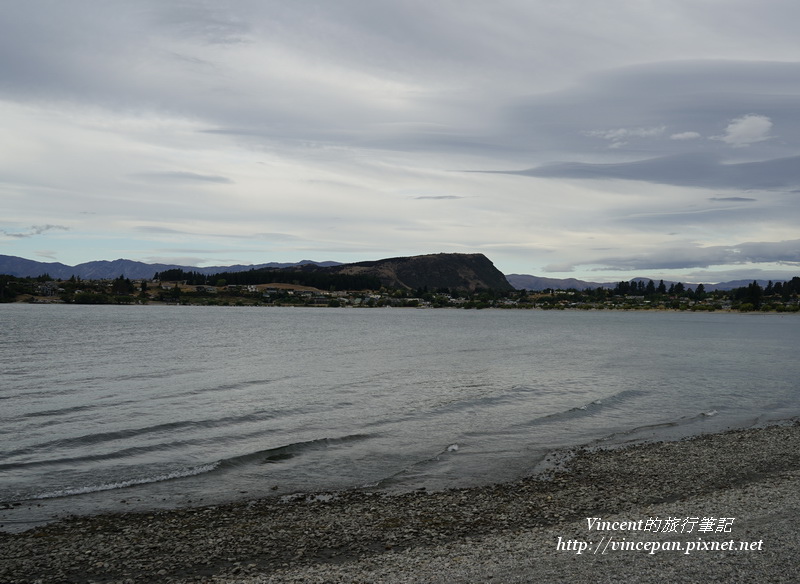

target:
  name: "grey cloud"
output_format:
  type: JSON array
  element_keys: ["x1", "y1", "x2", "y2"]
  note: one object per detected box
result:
[
  {"x1": 584, "y1": 126, "x2": 667, "y2": 149},
  {"x1": 683, "y1": 267, "x2": 800, "y2": 283},
  {"x1": 0, "y1": 3, "x2": 155, "y2": 104},
  {"x1": 253, "y1": 233, "x2": 301, "y2": 241},
  {"x1": 709, "y1": 196, "x2": 757, "y2": 202},
  {"x1": 132, "y1": 172, "x2": 234, "y2": 184},
  {"x1": 136, "y1": 226, "x2": 189, "y2": 234},
  {"x1": 154, "y1": 3, "x2": 253, "y2": 45},
  {"x1": 1, "y1": 224, "x2": 69, "y2": 238},
  {"x1": 142, "y1": 255, "x2": 207, "y2": 267},
  {"x1": 6, "y1": 2, "x2": 800, "y2": 166},
  {"x1": 614, "y1": 207, "x2": 762, "y2": 228},
  {"x1": 670, "y1": 132, "x2": 702, "y2": 141},
  {"x1": 501, "y1": 153, "x2": 800, "y2": 190},
  {"x1": 612, "y1": 198, "x2": 800, "y2": 232},
  {"x1": 501, "y1": 61, "x2": 800, "y2": 163},
  {"x1": 0, "y1": 1, "x2": 528, "y2": 151},
  {"x1": 414, "y1": 195, "x2": 465, "y2": 200},
  {"x1": 136, "y1": 226, "x2": 300, "y2": 242},
  {"x1": 35, "y1": 250, "x2": 59, "y2": 260},
  {"x1": 586, "y1": 239, "x2": 800, "y2": 271}
]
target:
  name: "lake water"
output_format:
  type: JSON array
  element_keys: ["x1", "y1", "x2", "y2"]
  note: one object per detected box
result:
[{"x1": 1, "y1": 304, "x2": 799, "y2": 532}]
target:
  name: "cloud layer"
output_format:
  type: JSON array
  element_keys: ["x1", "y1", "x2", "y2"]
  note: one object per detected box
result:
[
  {"x1": 509, "y1": 153, "x2": 800, "y2": 190},
  {"x1": 2, "y1": 1, "x2": 800, "y2": 282}
]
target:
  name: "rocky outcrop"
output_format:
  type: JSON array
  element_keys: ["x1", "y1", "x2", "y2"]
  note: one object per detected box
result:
[{"x1": 320, "y1": 253, "x2": 513, "y2": 291}]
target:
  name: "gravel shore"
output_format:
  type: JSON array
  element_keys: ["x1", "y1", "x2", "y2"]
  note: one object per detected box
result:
[{"x1": 3, "y1": 421, "x2": 799, "y2": 583}]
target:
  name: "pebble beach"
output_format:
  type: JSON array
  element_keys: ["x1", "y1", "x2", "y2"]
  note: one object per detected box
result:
[{"x1": 3, "y1": 421, "x2": 799, "y2": 583}]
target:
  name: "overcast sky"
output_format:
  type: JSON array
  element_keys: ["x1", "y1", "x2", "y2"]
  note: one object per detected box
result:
[{"x1": 3, "y1": 0, "x2": 800, "y2": 283}]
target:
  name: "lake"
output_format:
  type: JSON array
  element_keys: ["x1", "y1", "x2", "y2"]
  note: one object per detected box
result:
[{"x1": 1, "y1": 304, "x2": 798, "y2": 532}]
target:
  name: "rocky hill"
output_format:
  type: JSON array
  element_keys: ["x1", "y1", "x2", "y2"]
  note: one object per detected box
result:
[{"x1": 317, "y1": 253, "x2": 513, "y2": 292}]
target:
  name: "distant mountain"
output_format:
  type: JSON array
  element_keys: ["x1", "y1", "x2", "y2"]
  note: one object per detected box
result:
[
  {"x1": 505, "y1": 274, "x2": 609, "y2": 291},
  {"x1": 2, "y1": 253, "x2": 786, "y2": 292},
  {"x1": 311, "y1": 253, "x2": 513, "y2": 292},
  {"x1": 0, "y1": 255, "x2": 76, "y2": 280},
  {"x1": 699, "y1": 279, "x2": 781, "y2": 291},
  {"x1": 507, "y1": 273, "x2": 785, "y2": 292},
  {"x1": 0, "y1": 252, "x2": 510, "y2": 291},
  {"x1": 0, "y1": 255, "x2": 340, "y2": 280}
]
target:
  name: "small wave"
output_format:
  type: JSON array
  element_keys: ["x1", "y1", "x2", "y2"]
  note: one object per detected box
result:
[
  {"x1": 217, "y1": 433, "x2": 373, "y2": 468},
  {"x1": 365, "y1": 441, "x2": 465, "y2": 490},
  {"x1": 1, "y1": 409, "x2": 299, "y2": 462},
  {"x1": 29, "y1": 462, "x2": 220, "y2": 500},
  {"x1": 13, "y1": 433, "x2": 372, "y2": 502},
  {"x1": 508, "y1": 389, "x2": 647, "y2": 430},
  {"x1": 1, "y1": 431, "x2": 372, "y2": 474},
  {"x1": 1, "y1": 421, "x2": 208, "y2": 461},
  {"x1": 166, "y1": 376, "x2": 294, "y2": 400},
  {"x1": 592, "y1": 409, "x2": 726, "y2": 447},
  {"x1": 21, "y1": 404, "x2": 99, "y2": 419},
  {"x1": 0, "y1": 439, "x2": 215, "y2": 471}
]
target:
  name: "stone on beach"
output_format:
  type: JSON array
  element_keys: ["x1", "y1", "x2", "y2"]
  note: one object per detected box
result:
[{"x1": 2, "y1": 422, "x2": 799, "y2": 583}]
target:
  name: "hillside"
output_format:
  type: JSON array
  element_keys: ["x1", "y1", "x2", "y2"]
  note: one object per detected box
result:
[
  {"x1": 318, "y1": 253, "x2": 514, "y2": 292},
  {"x1": 0, "y1": 253, "x2": 512, "y2": 292}
]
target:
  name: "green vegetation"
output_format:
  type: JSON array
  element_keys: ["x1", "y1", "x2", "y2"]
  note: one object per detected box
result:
[
  {"x1": 0, "y1": 274, "x2": 143, "y2": 305},
  {"x1": 0, "y1": 274, "x2": 36, "y2": 302},
  {"x1": 1, "y1": 272, "x2": 799, "y2": 312},
  {"x1": 527, "y1": 278, "x2": 800, "y2": 312},
  {"x1": 153, "y1": 268, "x2": 381, "y2": 291}
]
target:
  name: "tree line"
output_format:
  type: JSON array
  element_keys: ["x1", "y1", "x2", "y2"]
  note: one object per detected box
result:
[
  {"x1": 152, "y1": 267, "x2": 382, "y2": 291},
  {"x1": 532, "y1": 277, "x2": 800, "y2": 311},
  {"x1": 2, "y1": 271, "x2": 800, "y2": 311},
  {"x1": 608, "y1": 277, "x2": 800, "y2": 300}
]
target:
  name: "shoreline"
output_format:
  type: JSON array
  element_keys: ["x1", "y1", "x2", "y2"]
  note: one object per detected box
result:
[
  {"x1": 10, "y1": 299, "x2": 800, "y2": 313},
  {"x1": 3, "y1": 420, "x2": 799, "y2": 583}
]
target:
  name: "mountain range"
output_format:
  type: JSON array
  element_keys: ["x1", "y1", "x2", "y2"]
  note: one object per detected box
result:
[
  {"x1": 0, "y1": 253, "x2": 787, "y2": 292},
  {"x1": 504, "y1": 274, "x2": 783, "y2": 292},
  {"x1": 0, "y1": 253, "x2": 512, "y2": 292},
  {"x1": 0, "y1": 255, "x2": 341, "y2": 281}
]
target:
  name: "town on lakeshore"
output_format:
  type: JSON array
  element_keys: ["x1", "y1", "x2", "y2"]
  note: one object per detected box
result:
[
  {"x1": 3, "y1": 272, "x2": 799, "y2": 312},
  {"x1": 1, "y1": 252, "x2": 798, "y2": 311}
]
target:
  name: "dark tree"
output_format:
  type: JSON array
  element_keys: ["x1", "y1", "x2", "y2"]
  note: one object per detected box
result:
[
  {"x1": 111, "y1": 275, "x2": 134, "y2": 295},
  {"x1": 746, "y1": 281, "x2": 763, "y2": 308},
  {"x1": 695, "y1": 283, "x2": 706, "y2": 300}
]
